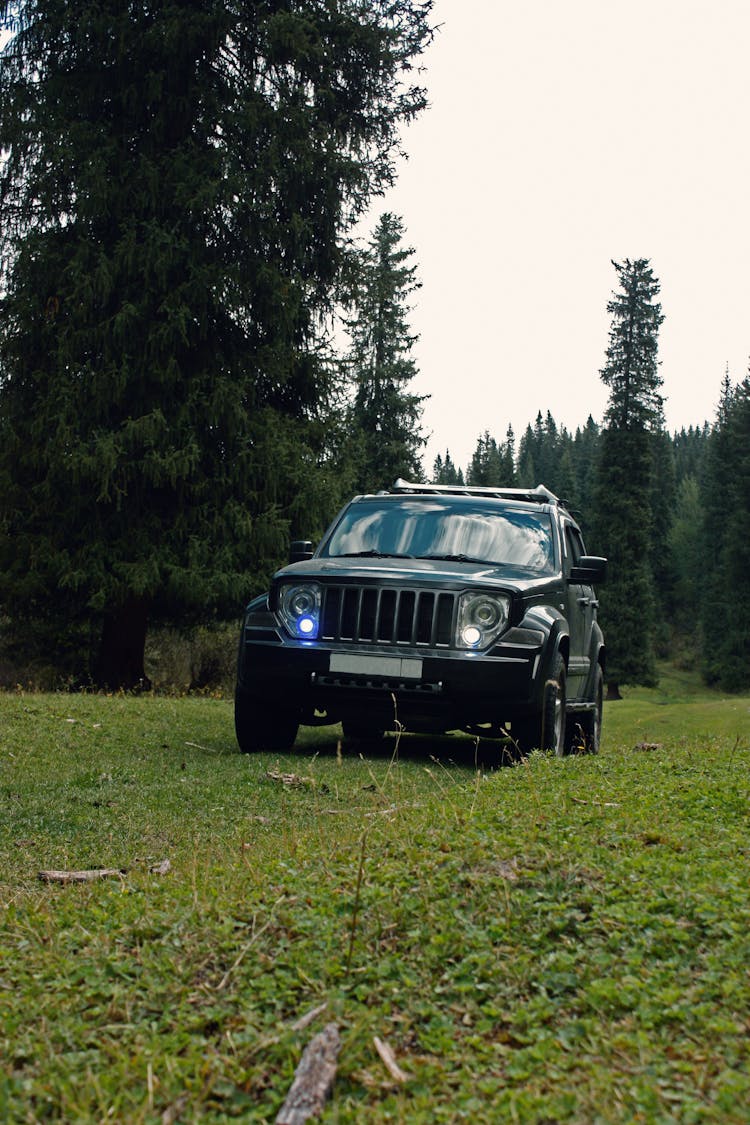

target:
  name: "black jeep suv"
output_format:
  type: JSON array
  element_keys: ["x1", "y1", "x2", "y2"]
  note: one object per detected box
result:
[{"x1": 235, "y1": 481, "x2": 606, "y2": 756}]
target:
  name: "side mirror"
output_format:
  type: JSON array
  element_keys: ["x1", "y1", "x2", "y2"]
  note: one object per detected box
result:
[
  {"x1": 569, "y1": 556, "x2": 607, "y2": 584},
  {"x1": 289, "y1": 540, "x2": 314, "y2": 564}
]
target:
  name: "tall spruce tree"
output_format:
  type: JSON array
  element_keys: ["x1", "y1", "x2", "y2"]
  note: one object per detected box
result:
[
  {"x1": 500, "y1": 425, "x2": 517, "y2": 485},
  {"x1": 592, "y1": 259, "x2": 664, "y2": 697},
  {"x1": 344, "y1": 212, "x2": 427, "y2": 490},
  {"x1": 516, "y1": 423, "x2": 537, "y2": 488},
  {"x1": 0, "y1": 1, "x2": 433, "y2": 685}
]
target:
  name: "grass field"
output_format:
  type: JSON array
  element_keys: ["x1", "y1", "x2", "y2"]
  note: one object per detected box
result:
[{"x1": 1, "y1": 669, "x2": 749, "y2": 1122}]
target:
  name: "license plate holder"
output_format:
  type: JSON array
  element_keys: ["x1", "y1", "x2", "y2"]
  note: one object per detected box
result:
[{"x1": 329, "y1": 654, "x2": 423, "y2": 679}]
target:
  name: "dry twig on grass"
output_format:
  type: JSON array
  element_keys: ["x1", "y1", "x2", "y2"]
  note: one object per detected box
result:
[
  {"x1": 290, "y1": 1002, "x2": 328, "y2": 1034},
  {"x1": 373, "y1": 1035, "x2": 408, "y2": 1084},
  {"x1": 38, "y1": 859, "x2": 171, "y2": 884},
  {"x1": 275, "y1": 1023, "x2": 340, "y2": 1124},
  {"x1": 38, "y1": 868, "x2": 126, "y2": 884}
]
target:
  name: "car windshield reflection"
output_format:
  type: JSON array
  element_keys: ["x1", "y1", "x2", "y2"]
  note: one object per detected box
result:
[{"x1": 323, "y1": 499, "x2": 556, "y2": 574}]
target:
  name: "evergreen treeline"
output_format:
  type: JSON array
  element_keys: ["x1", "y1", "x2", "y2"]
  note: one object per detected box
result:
[
  {"x1": 436, "y1": 257, "x2": 748, "y2": 695},
  {"x1": 437, "y1": 394, "x2": 748, "y2": 693}
]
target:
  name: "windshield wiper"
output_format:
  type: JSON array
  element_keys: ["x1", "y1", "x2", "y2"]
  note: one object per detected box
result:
[
  {"x1": 417, "y1": 553, "x2": 494, "y2": 565},
  {"x1": 338, "y1": 550, "x2": 414, "y2": 559}
]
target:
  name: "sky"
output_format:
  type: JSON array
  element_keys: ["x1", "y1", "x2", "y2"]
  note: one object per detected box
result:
[{"x1": 361, "y1": 0, "x2": 750, "y2": 475}]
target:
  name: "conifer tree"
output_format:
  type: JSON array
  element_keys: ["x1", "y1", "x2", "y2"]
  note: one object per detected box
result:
[
  {"x1": 0, "y1": 1, "x2": 433, "y2": 685},
  {"x1": 467, "y1": 432, "x2": 501, "y2": 486},
  {"x1": 516, "y1": 424, "x2": 537, "y2": 488},
  {"x1": 572, "y1": 416, "x2": 600, "y2": 536},
  {"x1": 499, "y1": 425, "x2": 517, "y2": 486},
  {"x1": 592, "y1": 259, "x2": 664, "y2": 696},
  {"x1": 673, "y1": 423, "x2": 710, "y2": 485},
  {"x1": 668, "y1": 474, "x2": 703, "y2": 636},
  {"x1": 555, "y1": 441, "x2": 576, "y2": 506},
  {"x1": 465, "y1": 427, "x2": 517, "y2": 487},
  {"x1": 344, "y1": 213, "x2": 428, "y2": 491},
  {"x1": 432, "y1": 450, "x2": 463, "y2": 485},
  {"x1": 541, "y1": 411, "x2": 560, "y2": 484},
  {"x1": 649, "y1": 428, "x2": 677, "y2": 636}
]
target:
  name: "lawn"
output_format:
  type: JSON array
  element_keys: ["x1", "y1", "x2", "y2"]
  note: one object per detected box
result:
[{"x1": 1, "y1": 671, "x2": 749, "y2": 1122}]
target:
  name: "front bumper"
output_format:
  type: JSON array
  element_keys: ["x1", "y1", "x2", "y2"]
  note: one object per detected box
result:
[{"x1": 237, "y1": 625, "x2": 546, "y2": 731}]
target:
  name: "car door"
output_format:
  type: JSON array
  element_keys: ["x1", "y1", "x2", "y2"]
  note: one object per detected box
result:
[{"x1": 563, "y1": 522, "x2": 594, "y2": 700}]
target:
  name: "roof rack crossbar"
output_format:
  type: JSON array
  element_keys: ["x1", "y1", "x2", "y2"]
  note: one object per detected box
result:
[{"x1": 390, "y1": 479, "x2": 562, "y2": 505}]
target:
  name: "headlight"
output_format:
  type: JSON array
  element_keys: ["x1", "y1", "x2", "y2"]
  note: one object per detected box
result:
[
  {"x1": 456, "y1": 592, "x2": 510, "y2": 650},
  {"x1": 278, "y1": 583, "x2": 321, "y2": 640}
]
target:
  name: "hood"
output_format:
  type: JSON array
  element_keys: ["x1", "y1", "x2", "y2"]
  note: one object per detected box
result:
[{"x1": 273, "y1": 554, "x2": 559, "y2": 596}]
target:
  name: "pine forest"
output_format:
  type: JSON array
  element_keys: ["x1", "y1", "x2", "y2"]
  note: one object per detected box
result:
[{"x1": 1, "y1": 4, "x2": 748, "y2": 695}]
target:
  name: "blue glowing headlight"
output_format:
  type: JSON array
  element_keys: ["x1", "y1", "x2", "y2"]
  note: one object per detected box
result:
[{"x1": 278, "y1": 583, "x2": 321, "y2": 639}]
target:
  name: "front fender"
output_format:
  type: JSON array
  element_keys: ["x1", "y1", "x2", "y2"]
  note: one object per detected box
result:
[
  {"x1": 518, "y1": 602, "x2": 570, "y2": 703},
  {"x1": 237, "y1": 591, "x2": 277, "y2": 682}
]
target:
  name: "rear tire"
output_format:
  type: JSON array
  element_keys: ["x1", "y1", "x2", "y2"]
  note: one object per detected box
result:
[
  {"x1": 234, "y1": 691, "x2": 298, "y2": 753},
  {"x1": 566, "y1": 664, "x2": 603, "y2": 755}
]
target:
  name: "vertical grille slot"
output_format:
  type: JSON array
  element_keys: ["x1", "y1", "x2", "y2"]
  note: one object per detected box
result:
[
  {"x1": 436, "y1": 593, "x2": 454, "y2": 646},
  {"x1": 397, "y1": 591, "x2": 415, "y2": 643},
  {"x1": 322, "y1": 586, "x2": 341, "y2": 638},
  {"x1": 341, "y1": 588, "x2": 359, "y2": 639},
  {"x1": 377, "y1": 590, "x2": 397, "y2": 641},
  {"x1": 416, "y1": 591, "x2": 435, "y2": 644},
  {"x1": 320, "y1": 584, "x2": 455, "y2": 648},
  {"x1": 359, "y1": 588, "x2": 378, "y2": 640}
]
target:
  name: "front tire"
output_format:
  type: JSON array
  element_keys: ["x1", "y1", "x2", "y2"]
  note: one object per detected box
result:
[
  {"x1": 234, "y1": 690, "x2": 298, "y2": 753},
  {"x1": 514, "y1": 654, "x2": 567, "y2": 756},
  {"x1": 543, "y1": 655, "x2": 567, "y2": 756}
]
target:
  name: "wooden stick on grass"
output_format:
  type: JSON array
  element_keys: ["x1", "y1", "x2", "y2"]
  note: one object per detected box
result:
[
  {"x1": 275, "y1": 1023, "x2": 340, "y2": 1125},
  {"x1": 38, "y1": 868, "x2": 126, "y2": 884}
]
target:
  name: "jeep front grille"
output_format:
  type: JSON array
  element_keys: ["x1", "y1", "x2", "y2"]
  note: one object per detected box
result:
[{"x1": 321, "y1": 586, "x2": 455, "y2": 647}]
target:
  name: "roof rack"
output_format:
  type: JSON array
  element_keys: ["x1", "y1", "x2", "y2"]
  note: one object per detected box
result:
[{"x1": 390, "y1": 479, "x2": 563, "y2": 506}]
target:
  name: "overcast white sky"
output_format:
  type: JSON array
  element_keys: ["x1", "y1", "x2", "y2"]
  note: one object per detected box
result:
[{"x1": 363, "y1": 0, "x2": 750, "y2": 474}]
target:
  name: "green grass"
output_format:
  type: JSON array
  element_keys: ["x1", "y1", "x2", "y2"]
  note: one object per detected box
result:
[{"x1": 1, "y1": 672, "x2": 749, "y2": 1122}]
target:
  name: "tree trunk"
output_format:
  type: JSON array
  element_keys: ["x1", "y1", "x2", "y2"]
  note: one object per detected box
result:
[
  {"x1": 94, "y1": 596, "x2": 151, "y2": 690},
  {"x1": 606, "y1": 680, "x2": 622, "y2": 701}
]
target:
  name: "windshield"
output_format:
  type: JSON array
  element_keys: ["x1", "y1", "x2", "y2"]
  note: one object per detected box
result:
[{"x1": 323, "y1": 499, "x2": 556, "y2": 574}]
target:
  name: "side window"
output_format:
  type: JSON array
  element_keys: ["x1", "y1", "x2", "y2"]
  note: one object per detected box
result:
[{"x1": 564, "y1": 525, "x2": 585, "y2": 572}]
